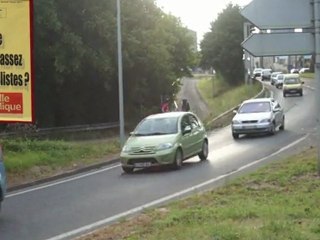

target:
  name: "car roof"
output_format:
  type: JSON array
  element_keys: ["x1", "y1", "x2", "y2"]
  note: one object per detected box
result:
[
  {"x1": 146, "y1": 111, "x2": 190, "y2": 119},
  {"x1": 241, "y1": 98, "x2": 275, "y2": 104}
]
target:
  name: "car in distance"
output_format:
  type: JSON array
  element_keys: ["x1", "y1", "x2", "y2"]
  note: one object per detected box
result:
[
  {"x1": 252, "y1": 68, "x2": 263, "y2": 78},
  {"x1": 283, "y1": 74, "x2": 304, "y2": 97},
  {"x1": 275, "y1": 73, "x2": 285, "y2": 89},
  {"x1": 299, "y1": 67, "x2": 310, "y2": 73},
  {"x1": 290, "y1": 68, "x2": 299, "y2": 73},
  {"x1": 270, "y1": 71, "x2": 282, "y2": 85},
  {"x1": 231, "y1": 98, "x2": 285, "y2": 139},
  {"x1": 120, "y1": 112, "x2": 208, "y2": 173},
  {"x1": 0, "y1": 145, "x2": 7, "y2": 212},
  {"x1": 261, "y1": 69, "x2": 272, "y2": 81}
]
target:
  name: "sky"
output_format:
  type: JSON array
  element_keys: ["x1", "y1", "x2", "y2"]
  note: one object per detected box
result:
[{"x1": 156, "y1": 0, "x2": 252, "y2": 43}]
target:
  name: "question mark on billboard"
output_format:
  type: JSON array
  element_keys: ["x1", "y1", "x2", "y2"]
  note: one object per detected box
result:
[{"x1": 24, "y1": 72, "x2": 30, "y2": 86}]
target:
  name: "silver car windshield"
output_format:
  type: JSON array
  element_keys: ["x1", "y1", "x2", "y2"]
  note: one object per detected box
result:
[
  {"x1": 134, "y1": 117, "x2": 179, "y2": 135},
  {"x1": 238, "y1": 102, "x2": 271, "y2": 113}
]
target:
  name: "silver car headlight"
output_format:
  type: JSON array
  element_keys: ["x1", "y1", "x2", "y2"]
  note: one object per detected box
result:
[
  {"x1": 260, "y1": 119, "x2": 271, "y2": 123},
  {"x1": 157, "y1": 143, "x2": 173, "y2": 151},
  {"x1": 232, "y1": 120, "x2": 241, "y2": 124}
]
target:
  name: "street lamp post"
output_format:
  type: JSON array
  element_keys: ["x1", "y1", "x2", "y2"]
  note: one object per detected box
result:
[
  {"x1": 314, "y1": 0, "x2": 320, "y2": 175},
  {"x1": 117, "y1": 0, "x2": 125, "y2": 147}
]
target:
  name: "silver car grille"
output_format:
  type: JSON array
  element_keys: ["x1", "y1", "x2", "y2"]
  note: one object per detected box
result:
[{"x1": 241, "y1": 120, "x2": 258, "y2": 124}]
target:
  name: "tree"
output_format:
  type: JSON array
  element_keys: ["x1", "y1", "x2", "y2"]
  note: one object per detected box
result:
[
  {"x1": 33, "y1": 0, "x2": 197, "y2": 127},
  {"x1": 200, "y1": 4, "x2": 245, "y2": 85}
]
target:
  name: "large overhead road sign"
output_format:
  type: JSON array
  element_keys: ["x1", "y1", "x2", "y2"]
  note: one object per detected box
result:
[
  {"x1": 242, "y1": 32, "x2": 314, "y2": 57},
  {"x1": 241, "y1": 0, "x2": 313, "y2": 29}
]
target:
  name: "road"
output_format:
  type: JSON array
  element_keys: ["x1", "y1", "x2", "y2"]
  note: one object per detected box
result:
[
  {"x1": 177, "y1": 76, "x2": 210, "y2": 120},
  {"x1": 0, "y1": 79, "x2": 317, "y2": 240}
]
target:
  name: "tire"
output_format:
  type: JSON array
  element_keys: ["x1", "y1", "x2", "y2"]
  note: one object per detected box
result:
[
  {"x1": 122, "y1": 166, "x2": 134, "y2": 174},
  {"x1": 283, "y1": 92, "x2": 286, "y2": 97},
  {"x1": 173, "y1": 149, "x2": 183, "y2": 170},
  {"x1": 198, "y1": 140, "x2": 208, "y2": 161},
  {"x1": 300, "y1": 91, "x2": 303, "y2": 96},
  {"x1": 232, "y1": 132, "x2": 239, "y2": 139},
  {"x1": 279, "y1": 117, "x2": 285, "y2": 130},
  {"x1": 269, "y1": 123, "x2": 276, "y2": 135}
]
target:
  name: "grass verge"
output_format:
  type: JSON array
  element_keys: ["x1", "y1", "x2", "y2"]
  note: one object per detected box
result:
[
  {"x1": 78, "y1": 146, "x2": 320, "y2": 240},
  {"x1": 1, "y1": 138, "x2": 120, "y2": 187},
  {"x1": 300, "y1": 72, "x2": 314, "y2": 79},
  {"x1": 197, "y1": 76, "x2": 263, "y2": 129}
]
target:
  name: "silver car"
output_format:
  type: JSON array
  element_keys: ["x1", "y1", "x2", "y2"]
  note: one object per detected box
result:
[
  {"x1": 275, "y1": 73, "x2": 284, "y2": 88},
  {"x1": 231, "y1": 98, "x2": 285, "y2": 139},
  {"x1": 271, "y1": 71, "x2": 282, "y2": 85}
]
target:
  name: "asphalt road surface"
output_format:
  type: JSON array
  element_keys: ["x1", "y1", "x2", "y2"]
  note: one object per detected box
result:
[
  {"x1": 177, "y1": 77, "x2": 210, "y2": 120},
  {"x1": 0, "y1": 79, "x2": 317, "y2": 240}
]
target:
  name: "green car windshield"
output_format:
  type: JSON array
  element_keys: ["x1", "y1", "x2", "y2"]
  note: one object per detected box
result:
[{"x1": 134, "y1": 117, "x2": 179, "y2": 136}]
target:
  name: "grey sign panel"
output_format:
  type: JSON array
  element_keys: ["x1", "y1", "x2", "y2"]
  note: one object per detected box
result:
[
  {"x1": 241, "y1": 0, "x2": 313, "y2": 29},
  {"x1": 241, "y1": 32, "x2": 314, "y2": 57}
]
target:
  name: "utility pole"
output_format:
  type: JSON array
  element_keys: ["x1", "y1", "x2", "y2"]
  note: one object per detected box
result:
[
  {"x1": 314, "y1": 0, "x2": 320, "y2": 175},
  {"x1": 117, "y1": 0, "x2": 125, "y2": 147}
]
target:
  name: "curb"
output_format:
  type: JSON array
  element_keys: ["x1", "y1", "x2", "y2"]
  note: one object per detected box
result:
[{"x1": 8, "y1": 158, "x2": 120, "y2": 192}]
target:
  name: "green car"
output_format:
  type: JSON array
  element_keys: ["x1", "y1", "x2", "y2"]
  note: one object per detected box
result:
[{"x1": 120, "y1": 111, "x2": 209, "y2": 173}]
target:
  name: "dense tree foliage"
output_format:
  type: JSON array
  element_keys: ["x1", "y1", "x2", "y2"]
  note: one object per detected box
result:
[
  {"x1": 33, "y1": 0, "x2": 196, "y2": 127},
  {"x1": 200, "y1": 4, "x2": 245, "y2": 85}
]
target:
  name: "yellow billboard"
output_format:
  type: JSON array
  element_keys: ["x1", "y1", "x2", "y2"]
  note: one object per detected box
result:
[{"x1": 0, "y1": 0, "x2": 33, "y2": 122}]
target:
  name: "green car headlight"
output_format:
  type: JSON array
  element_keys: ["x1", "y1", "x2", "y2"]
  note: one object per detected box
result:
[
  {"x1": 157, "y1": 143, "x2": 173, "y2": 151},
  {"x1": 122, "y1": 145, "x2": 131, "y2": 153}
]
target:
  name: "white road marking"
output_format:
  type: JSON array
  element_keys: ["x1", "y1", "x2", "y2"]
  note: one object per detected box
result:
[
  {"x1": 6, "y1": 164, "x2": 120, "y2": 198},
  {"x1": 45, "y1": 134, "x2": 309, "y2": 240},
  {"x1": 305, "y1": 85, "x2": 315, "y2": 90}
]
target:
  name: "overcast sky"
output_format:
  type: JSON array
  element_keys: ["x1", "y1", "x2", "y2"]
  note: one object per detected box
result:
[{"x1": 156, "y1": 0, "x2": 252, "y2": 42}]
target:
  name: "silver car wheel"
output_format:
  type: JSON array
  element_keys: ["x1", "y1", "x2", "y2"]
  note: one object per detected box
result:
[
  {"x1": 270, "y1": 123, "x2": 276, "y2": 135},
  {"x1": 279, "y1": 117, "x2": 285, "y2": 131}
]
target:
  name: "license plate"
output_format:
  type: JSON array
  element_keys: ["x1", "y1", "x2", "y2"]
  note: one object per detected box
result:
[
  {"x1": 134, "y1": 162, "x2": 151, "y2": 168},
  {"x1": 243, "y1": 125, "x2": 256, "y2": 129}
]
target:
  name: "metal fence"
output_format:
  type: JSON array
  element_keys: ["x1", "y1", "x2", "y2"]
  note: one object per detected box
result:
[{"x1": 0, "y1": 122, "x2": 120, "y2": 140}]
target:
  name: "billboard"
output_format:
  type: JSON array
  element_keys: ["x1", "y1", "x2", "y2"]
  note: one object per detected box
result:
[{"x1": 0, "y1": 0, "x2": 33, "y2": 122}]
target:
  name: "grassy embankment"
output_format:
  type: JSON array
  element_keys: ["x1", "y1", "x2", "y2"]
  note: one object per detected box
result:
[
  {"x1": 197, "y1": 75, "x2": 263, "y2": 129},
  {"x1": 0, "y1": 138, "x2": 120, "y2": 186},
  {"x1": 78, "y1": 146, "x2": 320, "y2": 240},
  {"x1": 300, "y1": 72, "x2": 314, "y2": 79},
  {"x1": 1, "y1": 75, "x2": 262, "y2": 185}
]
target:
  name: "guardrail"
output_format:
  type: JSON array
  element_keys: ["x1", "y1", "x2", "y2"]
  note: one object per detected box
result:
[{"x1": 0, "y1": 122, "x2": 120, "y2": 139}]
